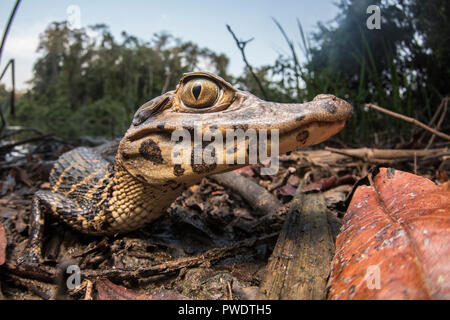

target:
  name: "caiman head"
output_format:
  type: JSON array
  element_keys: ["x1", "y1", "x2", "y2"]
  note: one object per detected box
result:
[{"x1": 117, "y1": 72, "x2": 353, "y2": 186}]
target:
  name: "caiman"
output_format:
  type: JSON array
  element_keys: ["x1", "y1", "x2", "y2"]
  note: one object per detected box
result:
[{"x1": 19, "y1": 72, "x2": 353, "y2": 264}]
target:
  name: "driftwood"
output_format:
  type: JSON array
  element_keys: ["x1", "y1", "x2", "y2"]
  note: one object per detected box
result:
[
  {"x1": 258, "y1": 182, "x2": 339, "y2": 300},
  {"x1": 210, "y1": 171, "x2": 283, "y2": 216}
]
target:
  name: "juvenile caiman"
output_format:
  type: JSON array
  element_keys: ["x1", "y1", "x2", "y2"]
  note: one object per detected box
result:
[{"x1": 19, "y1": 72, "x2": 353, "y2": 264}]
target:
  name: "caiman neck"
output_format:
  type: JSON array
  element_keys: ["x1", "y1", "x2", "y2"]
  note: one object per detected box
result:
[{"x1": 106, "y1": 162, "x2": 187, "y2": 233}]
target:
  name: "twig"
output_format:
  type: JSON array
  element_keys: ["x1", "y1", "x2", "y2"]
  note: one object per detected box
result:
[
  {"x1": 226, "y1": 25, "x2": 268, "y2": 100},
  {"x1": 426, "y1": 98, "x2": 448, "y2": 149},
  {"x1": 0, "y1": 59, "x2": 16, "y2": 116},
  {"x1": 365, "y1": 103, "x2": 450, "y2": 141},
  {"x1": 0, "y1": 134, "x2": 53, "y2": 152},
  {"x1": 418, "y1": 97, "x2": 448, "y2": 144},
  {"x1": 325, "y1": 147, "x2": 448, "y2": 161},
  {"x1": 81, "y1": 233, "x2": 277, "y2": 281},
  {"x1": 7, "y1": 273, "x2": 52, "y2": 299},
  {"x1": 3, "y1": 233, "x2": 277, "y2": 285},
  {"x1": 0, "y1": 0, "x2": 21, "y2": 64}
]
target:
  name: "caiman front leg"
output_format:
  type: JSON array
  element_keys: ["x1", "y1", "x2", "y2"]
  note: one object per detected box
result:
[{"x1": 18, "y1": 190, "x2": 85, "y2": 265}]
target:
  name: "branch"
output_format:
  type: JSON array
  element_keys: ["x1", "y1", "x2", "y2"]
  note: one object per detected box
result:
[
  {"x1": 0, "y1": 0, "x2": 21, "y2": 64},
  {"x1": 0, "y1": 59, "x2": 16, "y2": 117},
  {"x1": 226, "y1": 24, "x2": 268, "y2": 100},
  {"x1": 365, "y1": 103, "x2": 450, "y2": 142}
]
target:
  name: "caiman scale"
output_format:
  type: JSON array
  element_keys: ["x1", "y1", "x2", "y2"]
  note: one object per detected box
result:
[{"x1": 20, "y1": 72, "x2": 353, "y2": 264}]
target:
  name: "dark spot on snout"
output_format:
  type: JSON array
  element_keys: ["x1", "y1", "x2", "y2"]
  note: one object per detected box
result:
[
  {"x1": 322, "y1": 101, "x2": 337, "y2": 114},
  {"x1": 173, "y1": 164, "x2": 185, "y2": 177},
  {"x1": 139, "y1": 139, "x2": 163, "y2": 164},
  {"x1": 296, "y1": 130, "x2": 309, "y2": 144},
  {"x1": 121, "y1": 152, "x2": 130, "y2": 160}
]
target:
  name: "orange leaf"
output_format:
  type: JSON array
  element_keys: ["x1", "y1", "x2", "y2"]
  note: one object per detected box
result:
[{"x1": 328, "y1": 168, "x2": 450, "y2": 300}]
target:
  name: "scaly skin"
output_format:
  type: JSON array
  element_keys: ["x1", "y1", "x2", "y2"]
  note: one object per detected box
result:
[{"x1": 19, "y1": 72, "x2": 353, "y2": 264}]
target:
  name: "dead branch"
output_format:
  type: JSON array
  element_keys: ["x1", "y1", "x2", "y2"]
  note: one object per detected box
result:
[
  {"x1": 324, "y1": 147, "x2": 448, "y2": 161},
  {"x1": 0, "y1": 134, "x2": 53, "y2": 153},
  {"x1": 210, "y1": 171, "x2": 283, "y2": 216},
  {"x1": 365, "y1": 103, "x2": 450, "y2": 141},
  {"x1": 418, "y1": 97, "x2": 449, "y2": 145},
  {"x1": 226, "y1": 24, "x2": 268, "y2": 100},
  {"x1": 6, "y1": 273, "x2": 53, "y2": 299},
  {"x1": 3, "y1": 233, "x2": 277, "y2": 284},
  {"x1": 81, "y1": 233, "x2": 277, "y2": 281},
  {"x1": 426, "y1": 98, "x2": 448, "y2": 149},
  {"x1": 258, "y1": 181, "x2": 339, "y2": 299},
  {"x1": 0, "y1": 0, "x2": 21, "y2": 62}
]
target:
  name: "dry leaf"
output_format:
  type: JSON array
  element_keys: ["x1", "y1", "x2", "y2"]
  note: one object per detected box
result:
[
  {"x1": 0, "y1": 222, "x2": 6, "y2": 265},
  {"x1": 96, "y1": 278, "x2": 188, "y2": 300},
  {"x1": 302, "y1": 176, "x2": 337, "y2": 192},
  {"x1": 234, "y1": 165, "x2": 255, "y2": 177},
  {"x1": 96, "y1": 278, "x2": 151, "y2": 300},
  {"x1": 278, "y1": 184, "x2": 297, "y2": 196},
  {"x1": 328, "y1": 168, "x2": 450, "y2": 300}
]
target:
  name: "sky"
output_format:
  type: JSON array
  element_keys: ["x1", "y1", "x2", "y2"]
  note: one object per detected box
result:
[{"x1": 0, "y1": 0, "x2": 339, "y2": 90}]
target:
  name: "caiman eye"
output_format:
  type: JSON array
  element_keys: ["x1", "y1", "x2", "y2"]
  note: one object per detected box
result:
[{"x1": 180, "y1": 78, "x2": 219, "y2": 108}]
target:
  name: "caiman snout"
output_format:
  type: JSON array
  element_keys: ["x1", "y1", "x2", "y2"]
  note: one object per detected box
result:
[{"x1": 118, "y1": 72, "x2": 353, "y2": 185}]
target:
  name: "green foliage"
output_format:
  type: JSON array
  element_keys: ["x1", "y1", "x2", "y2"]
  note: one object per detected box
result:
[
  {"x1": 7, "y1": 22, "x2": 230, "y2": 142},
  {"x1": 243, "y1": 0, "x2": 449, "y2": 145},
  {"x1": 3, "y1": 0, "x2": 449, "y2": 146}
]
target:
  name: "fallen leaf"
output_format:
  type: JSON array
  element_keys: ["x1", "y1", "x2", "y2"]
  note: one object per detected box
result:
[
  {"x1": 0, "y1": 222, "x2": 6, "y2": 265},
  {"x1": 96, "y1": 278, "x2": 150, "y2": 300},
  {"x1": 278, "y1": 184, "x2": 297, "y2": 197},
  {"x1": 234, "y1": 166, "x2": 255, "y2": 177},
  {"x1": 328, "y1": 168, "x2": 450, "y2": 300},
  {"x1": 302, "y1": 176, "x2": 337, "y2": 192},
  {"x1": 96, "y1": 278, "x2": 188, "y2": 300}
]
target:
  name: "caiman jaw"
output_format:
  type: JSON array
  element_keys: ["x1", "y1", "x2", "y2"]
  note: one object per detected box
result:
[{"x1": 117, "y1": 72, "x2": 353, "y2": 186}]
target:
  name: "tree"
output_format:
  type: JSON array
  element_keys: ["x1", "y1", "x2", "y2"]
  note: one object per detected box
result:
[{"x1": 12, "y1": 22, "x2": 232, "y2": 141}]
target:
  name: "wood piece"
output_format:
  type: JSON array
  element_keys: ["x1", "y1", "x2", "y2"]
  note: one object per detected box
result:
[
  {"x1": 258, "y1": 183, "x2": 338, "y2": 300},
  {"x1": 210, "y1": 171, "x2": 283, "y2": 216}
]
